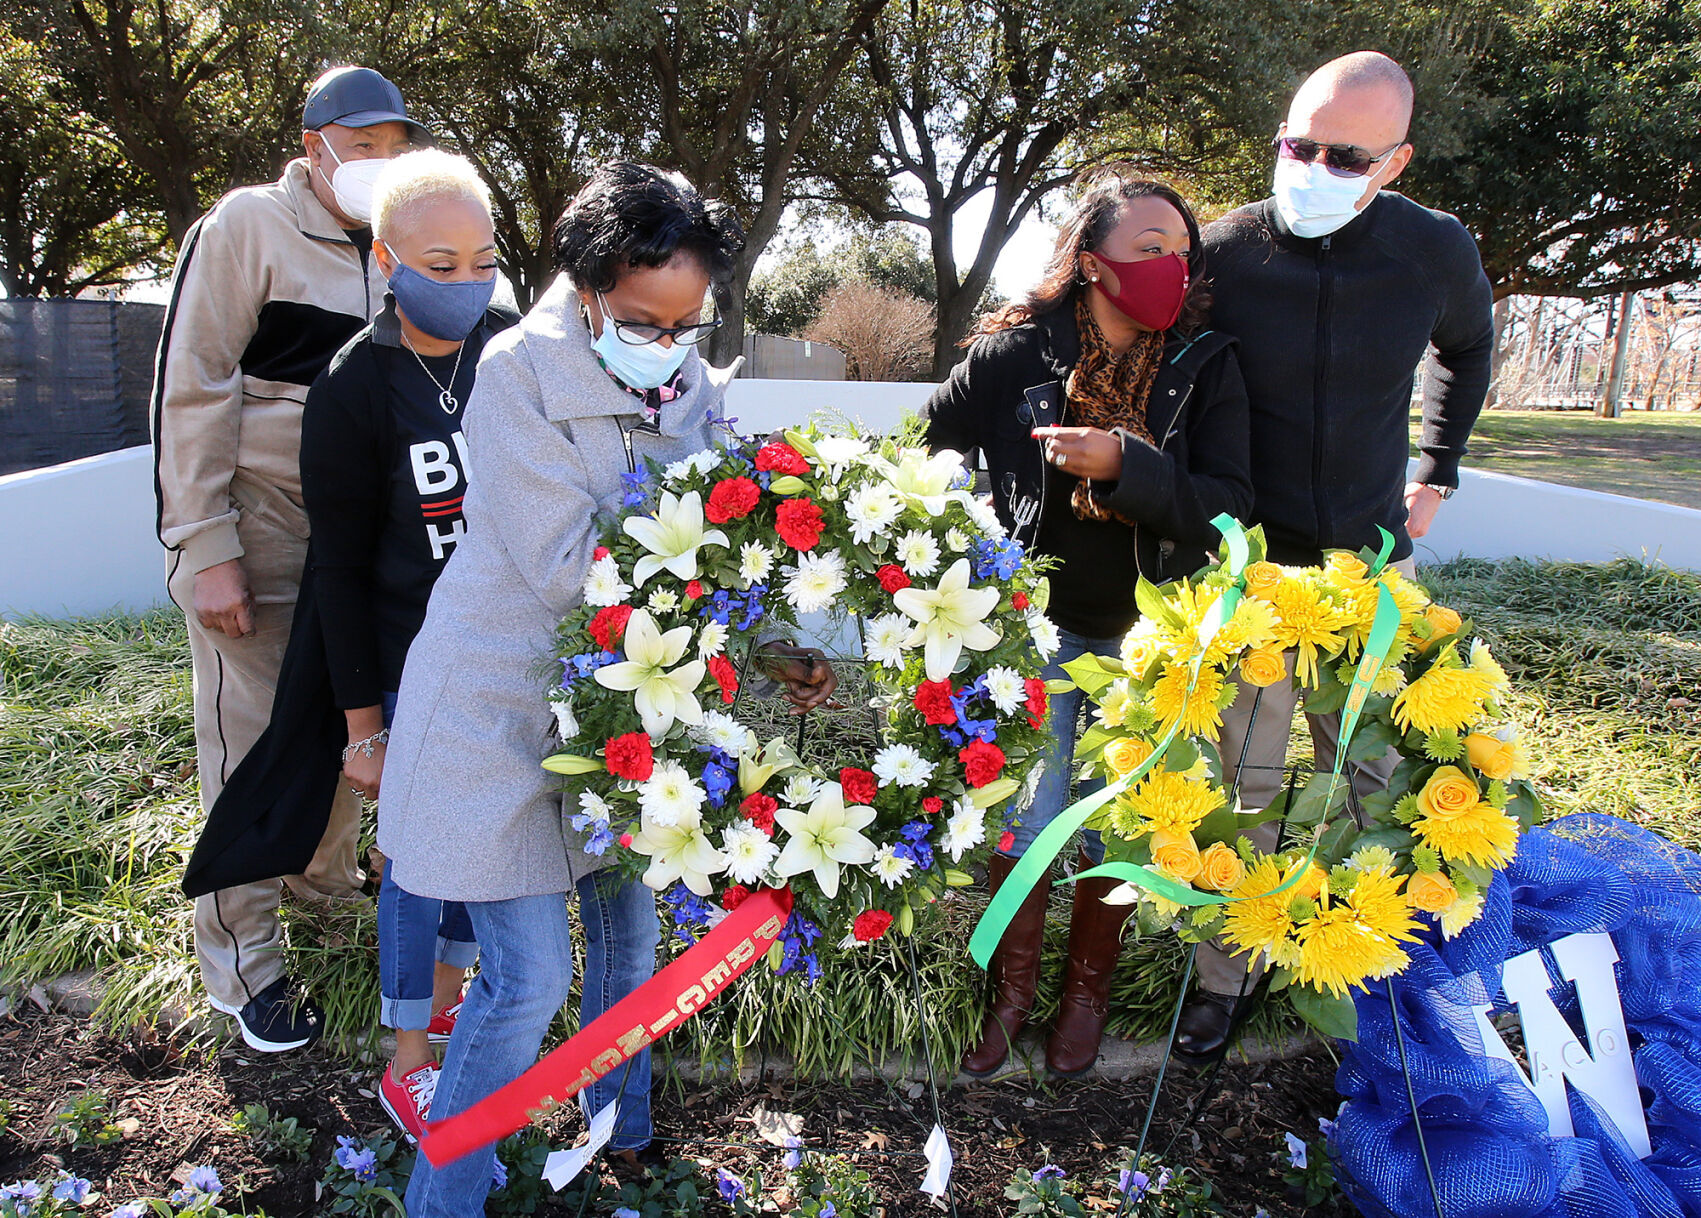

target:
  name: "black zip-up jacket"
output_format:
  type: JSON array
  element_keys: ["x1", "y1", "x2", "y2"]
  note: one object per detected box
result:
[
  {"x1": 922, "y1": 306, "x2": 1252, "y2": 639},
  {"x1": 1203, "y1": 192, "x2": 1494, "y2": 566}
]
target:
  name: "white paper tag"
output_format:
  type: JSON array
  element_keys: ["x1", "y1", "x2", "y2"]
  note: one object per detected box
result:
[
  {"x1": 919, "y1": 1123, "x2": 953, "y2": 1198},
  {"x1": 543, "y1": 1098, "x2": 620, "y2": 1190}
]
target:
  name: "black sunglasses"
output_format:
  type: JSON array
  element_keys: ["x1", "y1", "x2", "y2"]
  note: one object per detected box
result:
[
  {"x1": 1274, "y1": 135, "x2": 1404, "y2": 179},
  {"x1": 598, "y1": 291, "x2": 722, "y2": 346}
]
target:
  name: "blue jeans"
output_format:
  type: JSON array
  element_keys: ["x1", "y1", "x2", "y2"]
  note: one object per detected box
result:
[
  {"x1": 1000, "y1": 627, "x2": 1119, "y2": 865},
  {"x1": 403, "y1": 871, "x2": 660, "y2": 1217},
  {"x1": 378, "y1": 692, "x2": 477, "y2": 1030}
]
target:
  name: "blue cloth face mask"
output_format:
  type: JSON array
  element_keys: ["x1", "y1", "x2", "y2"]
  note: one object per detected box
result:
[
  {"x1": 591, "y1": 293, "x2": 695, "y2": 390},
  {"x1": 387, "y1": 262, "x2": 497, "y2": 341},
  {"x1": 1273, "y1": 154, "x2": 1378, "y2": 239}
]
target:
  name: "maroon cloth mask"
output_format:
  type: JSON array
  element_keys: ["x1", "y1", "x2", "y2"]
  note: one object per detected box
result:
[{"x1": 1089, "y1": 251, "x2": 1189, "y2": 331}]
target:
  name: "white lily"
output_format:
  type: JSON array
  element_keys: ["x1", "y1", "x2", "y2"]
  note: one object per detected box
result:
[
  {"x1": 629, "y1": 806, "x2": 727, "y2": 897},
  {"x1": 876, "y1": 447, "x2": 964, "y2": 517},
  {"x1": 811, "y1": 435, "x2": 870, "y2": 482},
  {"x1": 892, "y1": 558, "x2": 1002, "y2": 681},
  {"x1": 772, "y1": 782, "x2": 878, "y2": 899},
  {"x1": 622, "y1": 490, "x2": 729, "y2": 588},
  {"x1": 593, "y1": 608, "x2": 707, "y2": 738}
]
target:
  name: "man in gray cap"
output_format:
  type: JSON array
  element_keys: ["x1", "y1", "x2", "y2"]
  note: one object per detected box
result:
[{"x1": 151, "y1": 65, "x2": 426, "y2": 1053}]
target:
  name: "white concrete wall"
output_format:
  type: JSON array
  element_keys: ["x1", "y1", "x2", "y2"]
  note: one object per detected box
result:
[{"x1": 3, "y1": 383, "x2": 1697, "y2": 620}]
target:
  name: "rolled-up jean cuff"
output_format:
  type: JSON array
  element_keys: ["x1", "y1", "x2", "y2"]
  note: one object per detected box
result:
[
  {"x1": 380, "y1": 994, "x2": 435, "y2": 1032},
  {"x1": 436, "y1": 937, "x2": 479, "y2": 969}
]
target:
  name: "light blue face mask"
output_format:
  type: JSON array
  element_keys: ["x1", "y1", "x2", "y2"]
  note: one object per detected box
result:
[{"x1": 590, "y1": 293, "x2": 694, "y2": 390}]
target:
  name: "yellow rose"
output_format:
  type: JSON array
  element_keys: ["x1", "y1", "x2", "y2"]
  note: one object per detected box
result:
[
  {"x1": 1417, "y1": 766, "x2": 1480, "y2": 819},
  {"x1": 1424, "y1": 604, "x2": 1462, "y2": 642},
  {"x1": 1465, "y1": 733, "x2": 1519, "y2": 781},
  {"x1": 1244, "y1": 561, "x2": 1283, "y2": 599},
  {"x1": 1198, "y1": 841, "x2": 1246, "y2": 892},
  {"x1": 1103, "y1": 736, "x2": 1154, "y2": 778},
  {"x1": 1239, "y1": 645, "x2": 1289, "y2": 689},
  {"x1": 1326, "y1": 551, "x2": 1369, "y2": 580},
  {"x1": 1150, "y1": 829, "x2": 1203, "y2": 882},
  {"x1": 1408, "y1": 870, "x2": 1459, "y2": 913}
]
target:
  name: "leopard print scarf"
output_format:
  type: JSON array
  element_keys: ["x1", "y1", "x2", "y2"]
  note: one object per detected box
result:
[{"x1": 1064, "y1": 294, "x2": 1163, "y2": 524}]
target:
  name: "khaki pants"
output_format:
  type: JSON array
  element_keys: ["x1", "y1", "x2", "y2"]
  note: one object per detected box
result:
[
  {"x1": 1194, "y1": 557, "x2": 1415, "y2": 995},
  {"x1": 168, "y1": 514, "x2": 365, "y2": 1010}
]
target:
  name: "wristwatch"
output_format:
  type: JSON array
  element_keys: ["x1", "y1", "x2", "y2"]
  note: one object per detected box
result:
[{"x1": 1422, "y1": 483, "x2": 1456, "y2": 500}]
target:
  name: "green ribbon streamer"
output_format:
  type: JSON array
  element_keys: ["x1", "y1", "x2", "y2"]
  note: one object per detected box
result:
[
  {"x1": 970, "y1": 523, "x2": 1407, "y2": 964},
  {"x1": 969, "y1": 513, "x2": 1248, "y2": 968}
]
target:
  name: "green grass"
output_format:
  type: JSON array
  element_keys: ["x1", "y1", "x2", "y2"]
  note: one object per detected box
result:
[
  {"x1": 1413, "y1": 408, "x2": 1701, "y2": 509},
  {"x1": 4, "y1": 555, "x2": 1699, "y2": 1068}
]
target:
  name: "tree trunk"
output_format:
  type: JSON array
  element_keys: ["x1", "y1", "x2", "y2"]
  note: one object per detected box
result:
[
  {"x1": 709, "y1": 261, "x2": 750, "y2": 370},
  {"x1": 1486, "y1": 295, "x2": 1512, "y2": 408},
  {"x1": 1601, "y1": 291, "x2": 1635, "y2": 418}
]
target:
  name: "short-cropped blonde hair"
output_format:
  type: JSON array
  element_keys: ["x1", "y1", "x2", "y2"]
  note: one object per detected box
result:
[{"x1": 371, "y1": 149, "x2": 493, "y2": 241}]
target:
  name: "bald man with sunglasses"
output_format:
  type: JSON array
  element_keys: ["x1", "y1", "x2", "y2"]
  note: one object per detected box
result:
[{"x1": 1182, "y1": 52, "x2": 1494, "y2": 1058}]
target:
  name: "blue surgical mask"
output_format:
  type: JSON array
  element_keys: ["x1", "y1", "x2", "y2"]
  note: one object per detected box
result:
[
  {"x1": 590, "y1": 299, "x2": 694, "y2": 390},
  {"x1": 1273, "y1": 155, "x2": 1378, "y2": 239},
  {"x1": 387, "y1": 262, "x2": 497, "y2": 341}
]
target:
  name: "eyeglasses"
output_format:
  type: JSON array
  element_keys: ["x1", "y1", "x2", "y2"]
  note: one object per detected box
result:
[
  {"x1": 598, "y1": 292, "x2": 722, "y2": 346},
  {"x1": 1274, "y1": 135, "x2": 1405, "y2": 179}
]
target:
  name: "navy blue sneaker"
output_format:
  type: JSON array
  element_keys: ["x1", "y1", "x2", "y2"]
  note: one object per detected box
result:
[{"x1": 209, "y1": 977, "x2": 324, "y2": 1053}]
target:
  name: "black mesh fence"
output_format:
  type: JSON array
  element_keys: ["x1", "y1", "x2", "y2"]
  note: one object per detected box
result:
[{"x1": 0, "y1": 299, "x2": 163, "y2": 476}]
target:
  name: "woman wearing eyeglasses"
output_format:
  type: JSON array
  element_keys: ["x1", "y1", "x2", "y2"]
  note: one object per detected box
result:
[
  {"x1": 921, "y1": 166, "x2": 1252, "y2": 1078},
  {"x1": 377, "y1": 162, "x2": 833, "y2": 1216}
]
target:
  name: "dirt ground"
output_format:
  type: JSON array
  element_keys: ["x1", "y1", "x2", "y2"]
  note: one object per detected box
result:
[{"x1": 0, "y1": 1006, "x2": 1349, "y2": 1216}]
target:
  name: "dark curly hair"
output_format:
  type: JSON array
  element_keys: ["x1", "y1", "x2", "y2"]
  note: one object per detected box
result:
[
  {"x1": 552, "y1": 161, "x2": 745, "y2": 292},
  {"x1": 972, "y1": 165, "x2": 1210, "y2": 340}
]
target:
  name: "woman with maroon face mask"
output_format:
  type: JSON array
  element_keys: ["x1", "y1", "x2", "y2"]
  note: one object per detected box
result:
[{"x1": 921, "y1": 167, "x2": 1253, "y2": 1078}]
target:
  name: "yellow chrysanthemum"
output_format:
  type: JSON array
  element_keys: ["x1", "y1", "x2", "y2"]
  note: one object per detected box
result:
[
  {"x1": 1106, "y1": 767, "x2": 1226, "y2": 838},
  {"x1": 1290, "y1": 868, "x2": 1419, "y2": 996},
  {"x1": 1346, "y1": 866, "x2": 1421, "y2": 944},
  {"x1": 1391, "y1": 648, "x2": 1499, "y2": 735},
  {"x1": 1220, "y1": 855, "x2": 1321, "y2": 964},
  {"x1": 1213, "y1": 597, "x2": 1281, "y2": 662},
  {"x1": 1149, "y1": 660, "x2": 1228, "y2": 740},
  {"x1": 1412, "y1": 801, "x2": 1520, "y2": 869},
  {"x1": 1158, "y1": 579, "x2": 1228, "y2": 666},
  {"x1": 1469, "y1": 638, "x2": 1510, "y2": 691},
  {"x1": 1265, "y1": 576, "x2": 1357, "y2": 687},
  {"x1": 1438, "y1": 886, "x2": 1488, "y2": 938}
]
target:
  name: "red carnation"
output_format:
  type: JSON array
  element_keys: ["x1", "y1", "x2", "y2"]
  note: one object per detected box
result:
[
  {"x1": 1024, "y1": 677, "x2": 1049, "y2": 728},
  {"x1": 708, "y1": 653, "x2": 739, "y2": 704},
  {"x1": 740, "y1": 791, "x2": 778, "y2": 835},
  {"x1": 605, "y1": 732, "x2": 654, "y2": 781},
  {"x1": 705, "y1": 476, "x2": 761, "y2": 524},
  {"x1": 775, "y1": 498, "x2": 825, "y2": 550},
  {"x1": 588, "y1": 604, "x2": 634, "y2": 652},
  {"x1": 685, "y1": 580, "x2": 704, "y2": 600},
  {"x1": 876, "y1": 564, "x2": 911, "y2": 594},
  {"x1": 755, "y1": 441, "x2": 810, "y2": 476},
  {"x1": 722, "y1": 885, "x2": 751, "y2": 910},
  {"x1": 998, "y1": 829, "x2": 1016, "y2": 853},
  {"x1": 913, "y1": 679, "x2": 957, "y2": 726},
  {"x1": 853, "y1": 910, "x2": 894, "y2": 943},
  {"x1": 620, "y1": 832, "x2": 635, "y2": 849},
  {"x1": 922, "y1": 796, "x2": 944, "y2": 816},
  {"x1": 593, "y1": 545, "x2": 610, "y2": 560},
  {"x1": 959, "y1": 739, "x2": 1007, "y2": 788},
  {"x1": 1013, "y1": 591, "x2": 1030, "y2": 611},
  {"x1": 839, "y1": 767, "x2": 878, "y2": 806}
]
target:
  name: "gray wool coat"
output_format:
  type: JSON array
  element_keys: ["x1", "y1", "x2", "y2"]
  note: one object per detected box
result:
[{"x1": 377, "y1": 275, "x2": 733, "y2": 903}]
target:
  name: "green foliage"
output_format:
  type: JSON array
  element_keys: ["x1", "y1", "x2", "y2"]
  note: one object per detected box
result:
[
  {"x1": 552, "y1": 1156, "x2": 714, "y2": 1216},
  {"x1": 1005, "y1": 1166, "x2": 1086, "y2": 1216},
  {"x1": 1280, "y1": 1127, "x2": 1343, "y2": 1209},
  {"x1": 789, "y1": 1152, "x2": 880, "y2": 1216},
  {"x1": 318, "y1": 1136, "x2": 409, "y2": 1217},
  {"x1": 52, "y1": 1089, "x2": 123, "y2": 1149},
  {"x1": 748, "y1": 229, "x2": 937, "y2": 337},
  {"x1": 230, "y1": 1103, "x2": 313, "y2": 1164},
  {"x1": 1110, "y1": 1158, "x2": 1226, "y2": 1216},
  {"x1": 488, "y1": 1128, "x2": 556, "y2": 1216},
  {"x1": 1288, "y1": 984, "x2": 1359, "y2": 1043}
]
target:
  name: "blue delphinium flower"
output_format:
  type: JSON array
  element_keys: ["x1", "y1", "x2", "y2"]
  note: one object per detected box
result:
[
  {"x1": 973, "y1": 537, "x2": 1024, "y2": 581},
  {"x1": 667, "y1": 883, "x2": 716, "y2": 945},
  {"x1": 1032, "y1": 1164, "x2": 1066, "y2": 1181},
  {"x1": 948, "y1": 467, "x2": 974, "y2": 491},
  {"x1": 736, "y1": 586, "x2": 768, "y2": 631},
  {"x1": 893, "y1": 822, "x2": 935, "y2": 870},
  {"x1": 51, "y1": 1175, "x2": 93, "y2": 1203},
  {"x1": 620, "y1": 469, "x2": 649, "y2": 507},
  {"x1": 776, "y1": 912, "x2": 823, "y2": 983},
  {"x1": 701, "y1": 760, "x2": 734, "y2": 808},
  {"x1": 1284, "y1": 1130, "x2": 1309, "y2": 1169},
  {"x1": 702, "y1": 589, "x2": 735, "y2": 626},
  {"x1": 571, "y1": 809, "x2": 616, "y2": 856},
  {"x1": 715, "y1": 1169, "x2": 744, "y2": 1201}
]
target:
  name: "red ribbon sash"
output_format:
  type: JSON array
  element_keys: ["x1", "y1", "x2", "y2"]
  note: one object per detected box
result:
[{"x1": 420, "y1": 885, "x2": 795, "y2": 1167}]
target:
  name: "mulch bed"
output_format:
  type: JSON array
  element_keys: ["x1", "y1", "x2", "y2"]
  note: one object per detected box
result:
[{"x1": 0, "y1": 1004, "x2": 1347, "y2": 1215}]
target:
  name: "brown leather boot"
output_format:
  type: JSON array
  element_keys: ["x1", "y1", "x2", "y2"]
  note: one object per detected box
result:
[
  {"x1": 1045, "y1": 852, "x2": 1132, "y2": 1076},
  {"x1": 961, "y1": 853, "x2": 1051, "y2": 1076}
]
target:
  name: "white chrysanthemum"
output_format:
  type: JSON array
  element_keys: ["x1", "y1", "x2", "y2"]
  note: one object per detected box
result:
[
  {"x1": 696, "y1": 619, "x2": 729, "y2": 659},
  {"x1": 550, "y1": 697, "x2": 579, "y2": 740},
  {"x1": 693, "y1": 710, "x2": 751, "y2": 756},
  {"x1": 782, "y1": 773, "x2": 819, "y2": 806},
  {"x1": 583, "y1": 556, "x2": 632, "y2": 607},
  {"x1": 871, "y1": 844, "x2": 916, "y2": 888},
  {"x1": 739, "y1": 541, "x2": 776, "y2": 584},
  {"x1": 873, "y1": 743, "x2": 935, "y2": 788},
  {"x1": 783, "y1": 550, "x2": 848, "y2": 613},
  {"x1": 895, "y1": 530, "x2": 941, "y2": 578},
  {"x1": 960, "y1": 494, "x2": 1006, "y2": 537},
  {"x1": 864, "y1": 613, "x2": 913, "y2": 669},
  {"x1": 664, "y1": 448, "x2": 721, "y2": 483},
  {"x1": 1027, "y1": 611, "x2": 1061, "y2": 659},
  {"x1": 945, "y1": 527, "x2": 970, "y2": 553},
  {"x1": 578, "y1": 790, "x2": 613, "y2": 821},
  {"x1": 845, "y1": 484, "x2": 903, "y2": 545},
  {"x1": 812, "y1": 436, "x2": 870, "y2": 481},
  {"x1": 721, "y1": 821, "x2": 781, "y2": 885},
  {"x1": 647, "y1": 588, "x2": 679, "y2": 613},
  {"x1": 983, "y1": 665, "x2": 1026, "y2": 716},
  {"x1": 942, "y1": 799, "x2": 987, "y2": 862},
  {"x1": 637, "y1": 760, "x2": 706, "y2": 828}
]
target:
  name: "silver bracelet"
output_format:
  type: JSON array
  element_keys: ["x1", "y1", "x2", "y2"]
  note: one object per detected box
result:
[{"x1": 342, "y1": 729, "x2": 390, "y2": 764}]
